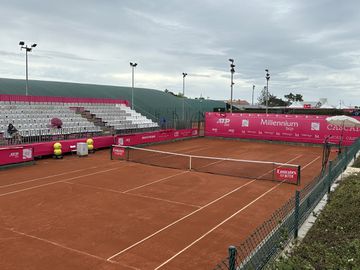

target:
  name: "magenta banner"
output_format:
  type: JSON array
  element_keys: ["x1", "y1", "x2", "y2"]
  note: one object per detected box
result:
[
  {"x1": 205, "y1": 113, "x2": 360, "y2": 146},
  {"x1": 115, "y1": 129, "x2": 198, "y2": 146},
  {"x1": 0, "y1": 146, "x2": 34, "y2": 166},
  {"x1": 275, "y1": 167, "x2": 299, "y2": 184}
]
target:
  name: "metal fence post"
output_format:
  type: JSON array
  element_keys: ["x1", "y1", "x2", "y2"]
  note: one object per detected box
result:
[
  {"x1": 294, "y1": 190, "x2": 300, "y2": 239},
  {"x1": 327, "y1": 160, "x2": 333, "y2": 194},
  {"x1": 228, "y1": 246, "x2": 237, "y2": 270},
  {"x1": 344, "y1": 147, "x2": 348, "y2": 170},
  {"x1": 297, "y1": 165, "x2": 301, "y2": 186}
]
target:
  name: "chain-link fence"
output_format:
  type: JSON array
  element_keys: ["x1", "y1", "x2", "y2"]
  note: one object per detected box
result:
[{"x1": 213, "y1": 138, "x2": 360, "y2": 270}]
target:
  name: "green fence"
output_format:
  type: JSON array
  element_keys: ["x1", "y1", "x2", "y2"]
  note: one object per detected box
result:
[{"x1": 213, "y1": 138, "x2": 360, "y2": 270}]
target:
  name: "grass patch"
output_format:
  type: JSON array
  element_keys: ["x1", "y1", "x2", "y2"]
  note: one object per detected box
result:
[{"x1": 271, "y1": 172, "x2": 360, "y2": 269}]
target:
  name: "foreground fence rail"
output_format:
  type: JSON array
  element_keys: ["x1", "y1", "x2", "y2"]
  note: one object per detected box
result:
[{"x1": 213, "y1": 138, "x2": 360, "y2": 270}]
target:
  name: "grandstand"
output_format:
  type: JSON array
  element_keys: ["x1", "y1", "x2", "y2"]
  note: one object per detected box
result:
[
  {"x1": 0, "y1": 78, "x2": 225, "y2": 128},
  {"x1": 0, "y1": 96, "x2": 160, "y2": 145},
  {"x1": 0, "y1": 77, "x2": 225, "y2": 145}
]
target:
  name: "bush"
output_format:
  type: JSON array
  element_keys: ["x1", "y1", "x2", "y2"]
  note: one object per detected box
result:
[{"x1": 271, "y1": 173, "x2": 360, "y2": 269}]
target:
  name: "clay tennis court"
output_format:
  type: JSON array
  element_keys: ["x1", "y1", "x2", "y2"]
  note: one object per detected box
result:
[{"x1": 0, "y1": 137, "x2": 324, "y2": 270}]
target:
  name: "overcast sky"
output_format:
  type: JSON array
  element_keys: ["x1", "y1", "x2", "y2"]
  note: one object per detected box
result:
[{"x1": 1, "y1": 0, "x2": 359, "y2": 106}]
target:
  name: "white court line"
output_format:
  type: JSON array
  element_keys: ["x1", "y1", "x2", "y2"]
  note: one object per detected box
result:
[
  {"x1": 0, "y1": 167, "x2": 122, "y2": 198},
  {"x1": 106, "y1": 155, "x2": 303, "y2": 261},
  {"x1": 123, "y1": 153, "x2": 233, "y2": 194},
  {"x1": 301, "y1": 155, "x2": 320, "y2": 170},
  {"x1": 153, "y1": 155, "x2": 320, "y2": 270},
  {"x1": 64, "y1": 181, "x2": 201, "y2": 208},
  {"x1": 6, "y1": 228, "x2": 119, "y2": 265},
  {"x1": 123, "y1": 171, "x2": 188, "y2": 193},
  {"x1": 154, "y1": 182, "x2": 284, "y2": 270},
  {"x1": 0, "y1": 166, "x2": 99, "y2": 188},
  {"x1": 106, "y1": 180, "x2": 255, "y2": 261},
  {"x1": 124, "y1": 192, "x2": 201, "y2": 208}
]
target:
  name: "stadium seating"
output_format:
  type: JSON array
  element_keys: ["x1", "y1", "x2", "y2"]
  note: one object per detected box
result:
[
  {"x1": 0, "y1": 99, "x2": 159, "y2": 144},
  {"x1": 82, "y1": 103, "x2": 158, "y2": 131}
]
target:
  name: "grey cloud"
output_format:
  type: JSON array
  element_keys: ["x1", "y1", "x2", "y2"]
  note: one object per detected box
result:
[{"x1": 0, "y1": 0, "x2": 359, "y2": 105}]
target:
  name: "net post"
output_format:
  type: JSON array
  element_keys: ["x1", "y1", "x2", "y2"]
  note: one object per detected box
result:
[
  {"x1": 294, "y1": 190, "x2": 300, "y2": 239},
  {"x1": 110, "y1": 145, "x2": 113, "y2": 160},
  {"x1": 228, "y1": 246, "x2": 237, "y2": 270},
  {"x1": 126, "y1": 146, "x2": 130, "y2": 161},
  {"x1": 297, "y1": 165, "x2": 301, "y2": 186},
  {"x1": 344, "y1": 147, "x2": 348, "y2": 171},
  {"x1": 189, "y1": 155, "x2": 192, "y2": 170}
]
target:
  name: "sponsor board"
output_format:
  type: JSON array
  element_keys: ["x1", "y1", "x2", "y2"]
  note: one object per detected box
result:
[
  {"x1": 205, "y1": 113, "x2": 360, "y2": 146},
  {"x1": 275, "y1": 167, "x2": 299, "y2": 184},
  {"x1": 112, "y1": 147, "x2": 125, "y2": 157},
  {"x1": 0, "y1": 147, "x2": 34, "y2": 166},
  {"x1": 115, "y1": 128, "x2": 199, "y2": 146},
  {"x1": 22, "y1": 148, "x2": 33, "y2": 160}
]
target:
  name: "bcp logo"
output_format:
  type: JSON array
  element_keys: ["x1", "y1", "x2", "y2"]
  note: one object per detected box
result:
[{"x1": 216, "y1": 118, "x2": 231, "y2": 125}]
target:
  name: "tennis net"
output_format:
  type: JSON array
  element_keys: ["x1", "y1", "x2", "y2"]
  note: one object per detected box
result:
[{"x1": 111, "y1": 145, "x2": 301, "y2": 185}]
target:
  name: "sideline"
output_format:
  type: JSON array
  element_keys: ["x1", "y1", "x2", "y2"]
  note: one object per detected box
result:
[
  {"x1": 106, "y1": 154, "x2": 303, "y2": 261},
  {"x1": 153, "y1": 155, "x2": 320, "y2": 269}
]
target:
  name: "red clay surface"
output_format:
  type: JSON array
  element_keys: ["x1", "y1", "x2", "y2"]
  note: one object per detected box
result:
[{"x1": 0, "y1": 138, "x2": 325, "y2": 270}]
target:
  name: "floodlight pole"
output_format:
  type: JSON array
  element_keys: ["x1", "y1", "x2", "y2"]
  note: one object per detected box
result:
[
  {"x1": 19, "y1": 41, "x2": 37, "y2": 96},
  {"x1": 265, "y1": 69, "x2": 270, "y2": 114},
  {"x1": 252, "y1": 84, "x2": 255, "y2": 106},
  {"x1": 229, "y1": 59, "x2": 235, "y2": 113},
  {"x1": 130, "y1": 62, "x2": 137, "y2": 110},
  {"x1": 182, "y1": 72, "x2": 187, "y2": 121}
]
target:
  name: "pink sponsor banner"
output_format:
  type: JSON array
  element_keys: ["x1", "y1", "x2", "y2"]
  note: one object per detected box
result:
[
  {"x1": 0, "y1": 147, "x2": 34, "y2": 166},
  {"x1": 116, "y1": 128, "x2": 198, "y2": 146},
  {"x1": 205, "y1": 113, "x2": 360, "y2": 146},
  {"x1": 275, "y1": 167, "x2": 299, "y2": 184},
  {"x1": 111, "y1": 147, "x2": 126, "y2": 159}
]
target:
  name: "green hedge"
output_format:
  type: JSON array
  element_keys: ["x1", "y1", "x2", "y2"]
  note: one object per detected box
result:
[{"x1": 271, "y1": 173, "x2": 360, "y2": 269}]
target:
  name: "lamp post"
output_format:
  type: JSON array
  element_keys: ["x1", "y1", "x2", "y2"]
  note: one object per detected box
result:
[
  {"x1": 252, "y1": 84, "x2": 255, "y2": 106},
  {"x1": 19, "y1": 41, "x2": 37, "y2": 96},
  {"x1": 130, "y1": 62, "x2": 137, "y2": 110},
  {"x1": 229, "y1": 59, "x2": 235, "y2": 113},
  {"x1": 182, "y1": 72, "x2": 187, "y2": 121},
  {"x1": 265, "y1": 69, "x2": 270, "y2": 114}
]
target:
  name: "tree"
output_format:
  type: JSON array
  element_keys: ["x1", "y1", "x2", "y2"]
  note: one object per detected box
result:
[
  {"x1": 284, "y1": 92, "x2": 295, "y2": 102},
  {"x1": 294, "y1": 94, "x2": 303, "y2": 102},
  {"x1": 284, "y1": 92, "x2": 303, "y2": 103},
  {"x1": 257, "y1": 86, "x2": 268, "y2": 105},
  {"x1": 268, "y1": 95, "x2": 288, "y2": 106},
  {"x1": 164, "y1": 89, "x2": 177, "y2": 96},
  {"x1": 258, "y1": 87, "x2": 287, "y2": 107}
]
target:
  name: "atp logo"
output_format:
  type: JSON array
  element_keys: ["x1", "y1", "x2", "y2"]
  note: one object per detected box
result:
[
  {"x1": 9, "y1": 152, "x2": 20, "y2": 159},
  {"x1": 216, "y1": 118, "x2": 231, "y2": 125}
]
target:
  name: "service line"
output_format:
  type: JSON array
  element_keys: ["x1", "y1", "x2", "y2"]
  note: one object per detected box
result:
[
  {"x1": 153, "y1": 155, "x2": 320, "y2": 269},
  {"x1": 107, "y1": 154, "x2": 303, "y2": 262}
]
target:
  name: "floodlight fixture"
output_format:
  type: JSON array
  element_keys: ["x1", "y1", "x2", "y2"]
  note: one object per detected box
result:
[
  {"x1": 265, "y1": 69, "x2": 270, "y2": 114},
  {"x1": 18, "y1": 41, "x2": 37, "y2": 96},
  {"x1": 182, "y1": 72, "x2": 188, "y2": 121},
  {"x1": 229, "y1": 59, "x2": 235, "y2": 113}
]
